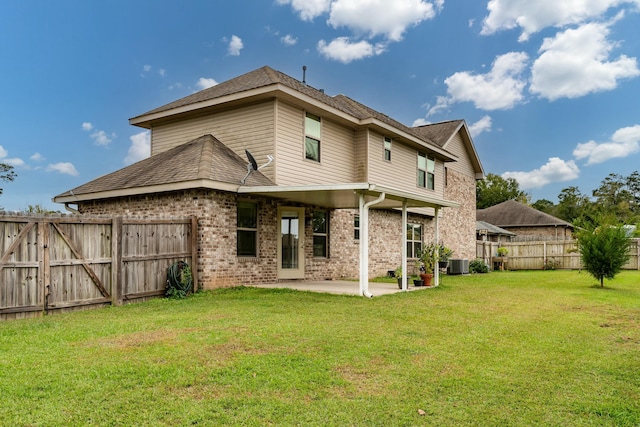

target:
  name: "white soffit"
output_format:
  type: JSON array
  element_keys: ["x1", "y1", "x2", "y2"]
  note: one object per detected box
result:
[{"x1": 238, "y1": 183, "x2": 459, "y2": 210}]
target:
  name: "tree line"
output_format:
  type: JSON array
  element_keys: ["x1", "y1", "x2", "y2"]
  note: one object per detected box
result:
[{"x1": 477, "y1": 172, "x2": 640, "y2": 226}]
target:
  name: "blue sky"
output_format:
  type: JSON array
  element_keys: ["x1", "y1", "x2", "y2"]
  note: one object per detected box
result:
[{"x1": 1, "y1": 0, "x2": 639, "y2": 211}]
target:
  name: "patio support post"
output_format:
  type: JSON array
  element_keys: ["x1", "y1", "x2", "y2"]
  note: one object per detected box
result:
[
  {"x1": 434, "y1": 207, "x2": 440, "y2": 287},
  {"x1": 359, "y1": 191, "x2": 386, "y2": 297},
  {"x1": 401, "y1": 201, "x2": 408, "y2": 291}
]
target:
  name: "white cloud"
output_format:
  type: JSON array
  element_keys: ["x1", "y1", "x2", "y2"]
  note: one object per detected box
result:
[
  {"x1": 124, "y1": 131, "x2": 150, "y2": 165},
  {"x1": 327, "y1": 0, "x2": 436, "y2": 42},
  {"x1": 428, "y1": 52, "x2": 529, "y2": 115},
  {"x1": 318, "y1": 37, "x2": 386, "y2": 63},
  {"x1": 90, "y1": 130, "x2": 115, "y2": 147},
  {"x1": 0, "y1": 146, "x2": 25, "y2": 168},
  {"x1": 196, "y1": 77, "x2": 218, "y2": 90},
  {"x1": 276, "y1": 0, "x2": 331, "y2": 21},
  {"x1": 30, "y1": 152, "x2": 45, "y2": 162},
  {"x1": 573, "y1": 124, "x2": 640, "y2": 165},
  {"x1": 227, "y1": 35, "x2": 244, "y2": 56},
  {"x1": 481, "y1": 0, "x2": 638, "y2": 41},
  {"x1": 530, "y1": 22, "x2": 639, "y2": 100},
  {"x1": 46, "y1": 162, "x2": 79, "y2": 176},
  {"x1": 412, "y1": 118, "x2": 431, "y2": 127},
  {"x1": 3, "y1": 158, "x2": 25, "y2": 167},
  {"x1": 468, "y1": 115, "x2": 493, "y2": 138},
  {"x1": 143, "y1": 65, "x2": 152, "y2": 72},
  {"x1": 281, "y1": 34, "x2": 298, "y2": 46},
  {"x1": 502, "y1": 157, "x2": 580, "y2": 189},
  {"x1": 158, "y1": 68, "x2": 166, "y2": 77},
  {"x1": 82, "y1": 122, "x2": 115, "y2": 146}
]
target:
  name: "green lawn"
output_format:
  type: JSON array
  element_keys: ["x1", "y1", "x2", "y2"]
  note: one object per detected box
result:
[{"x1": 1, "y1": 271, "x2": 639, "y2": 426}]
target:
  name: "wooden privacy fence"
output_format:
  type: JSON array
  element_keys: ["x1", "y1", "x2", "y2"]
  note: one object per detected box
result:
[
  {"x1": 1, "y1": 215, "x2": 197, "y2": 320},
  {"x1": 477, "y1": 239, "x2": 640, "y2": 271}
]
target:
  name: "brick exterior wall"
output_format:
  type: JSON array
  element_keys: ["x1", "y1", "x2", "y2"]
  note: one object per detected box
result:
[
  {"x1": 440, "y1": 169, "x2": 477, "y2": 260},
  {"x1": 504, "y1": 226, "x2": 574, "y2": 240},
  {"x1": 77, "y1": 183, "x2": 476, "y2": 289}
]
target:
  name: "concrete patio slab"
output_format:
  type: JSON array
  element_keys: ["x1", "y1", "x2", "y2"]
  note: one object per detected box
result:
[{"x1": 249, "y1": 280, "x2": 435, "y2": 297}]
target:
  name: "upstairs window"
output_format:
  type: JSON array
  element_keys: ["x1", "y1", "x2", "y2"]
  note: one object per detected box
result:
[
  {"x1": 418, "y1": 152, "x2": 435, "y2": 190},
  {"x1": 305, "y1": 112, "x2": 321, "y2": 162},
  {"x1": 384, "y1": 136, "x2": 392, "y2": 161},
  {"x1": 237, "y1": 201, "x2": 258, "y2": 257},
  {"x1": 313, "y1": 210, "x2": 329, "y2": 257}
]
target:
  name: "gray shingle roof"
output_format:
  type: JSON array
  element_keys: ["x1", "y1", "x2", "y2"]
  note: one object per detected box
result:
[
  {"x1": 476, "y1": 220, "x2": 516, "y2": 236},
  {"x1": 131, "y1": 66, "x2": 466, "y2": 152},
  {"x1": 476, "y1": 200, "x2": 573, "y2": 228},
  {"x1": 55, "y1": 135, "x2": 274, "y2": 198},
  {"x1": 412, "y1": 120, "x2": 465, "y2": 147}
]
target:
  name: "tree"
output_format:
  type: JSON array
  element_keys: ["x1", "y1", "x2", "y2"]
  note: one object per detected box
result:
[
  {"x1": 531, "y1": 198, "x2": 556, "y2": 215},
  {"x1": 592, "y1": 173, "x2": 634, "y2": 222},
  {"x1": 575, "y1": 215, "x2": 631, "y2": 287},
  {"x1": 0, "y1": 162, "x2": 17, "y2": 196},
  {"x1": 556, "y1": 186, "x2": 591, "y2": 223},
  {"x1": 24, "y1": 204, "x2": 60, "y2": 214},
  {"x1": 476, "y1": 173, "x2": 528, "y2": 209}
]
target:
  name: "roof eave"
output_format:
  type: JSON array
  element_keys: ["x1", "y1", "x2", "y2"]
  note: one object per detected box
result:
[
  {"x1": 360, "y1": 118, "x2": 458, "y2": 162},
  {"x1": 53, "y1": 179, "x2": 240, "y2": 204}
]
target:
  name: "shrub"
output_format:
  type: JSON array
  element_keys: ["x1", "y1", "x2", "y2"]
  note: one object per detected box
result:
[
  {"x1": 165, "y1": 261, "x2": 193, "y2": 298},
  {"x1": 469, "y1": 259, "x2": 489, "y2": 274},
  {"x1": 575, "y1": 215, "x2": 631, "y2": 287},
  {"x1": 543, "y1": 258, "x2": 561, "y2": 270}
]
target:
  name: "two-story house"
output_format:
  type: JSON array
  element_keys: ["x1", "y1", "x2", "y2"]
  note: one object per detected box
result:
[{"x1": 54, "y1": 66, "x2": 484, "y2": 295}]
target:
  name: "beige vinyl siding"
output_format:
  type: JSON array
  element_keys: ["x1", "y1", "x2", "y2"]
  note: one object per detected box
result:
[
  {"x1": 151, "y1": 101, "x2": 276, "y2": 180},
  {"x1": 275, "y1": 102, "x2": 355, "y2": 185},
  {"x1": 443, "y1": 132, "x2": 475, "y2": 177},
  {"x1": 367, "y1": 131, "x2": 445, "y2": 199},
  {"x1": 354, "y1": 128, "x2": 368, "y2": 182}
]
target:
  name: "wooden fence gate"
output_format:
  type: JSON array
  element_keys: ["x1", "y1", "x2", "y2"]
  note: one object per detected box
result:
[{"x1": 1, "y1": 215, "x2": 197, "y2": 320}]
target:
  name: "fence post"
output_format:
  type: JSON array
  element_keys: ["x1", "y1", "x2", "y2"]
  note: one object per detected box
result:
[
  {"x1": 38, "y1": 221, "x2": 50, "y2": 314},
  {"x1": 111, "y1": 217, "x2": 123, "y2": 306}
]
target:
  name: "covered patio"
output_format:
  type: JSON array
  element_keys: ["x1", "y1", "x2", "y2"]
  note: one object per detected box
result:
[
  {"x1": 239, "y1": 182, "x2": 459, "y2": 297},
  {"x1": 249, "y1": 279, "x2": 436, "y2": 296}
]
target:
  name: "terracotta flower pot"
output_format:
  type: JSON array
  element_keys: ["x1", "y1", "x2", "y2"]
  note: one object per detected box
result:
[{"x1": 419, "y1": 273, "x2": 434, "y2": 287}]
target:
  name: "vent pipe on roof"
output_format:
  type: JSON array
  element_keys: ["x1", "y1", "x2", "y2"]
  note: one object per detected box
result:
[{"x1": 302, "y1": 65, "x2": 307, "y2": 85}]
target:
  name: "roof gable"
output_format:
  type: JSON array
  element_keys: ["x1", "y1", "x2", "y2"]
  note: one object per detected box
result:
[
  {"x1": 477, "y1": 200, "x2": 573, "y2": 228},
  {"x1": 54, "y1": 134, "x2": 274, "y2": 200}
]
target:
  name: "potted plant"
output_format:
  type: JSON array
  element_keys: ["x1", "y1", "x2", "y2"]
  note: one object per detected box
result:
[
  {"x1": 394, "y1": 266, "x2": 403, "y2": 289},
  {"x1": 494, "y1": 246, "x2": 509, "y2": 271},
  {"x1": 417, "y1": 243, "x2": 438, "y2": 286},
  {"x1": 438, "y1": 243, "x2": 453, "y2": 269}
]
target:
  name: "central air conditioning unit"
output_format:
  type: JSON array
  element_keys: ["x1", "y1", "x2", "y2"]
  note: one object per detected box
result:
[{"x1": 448, "y1": 259, "x2": 469, "y2": 275}]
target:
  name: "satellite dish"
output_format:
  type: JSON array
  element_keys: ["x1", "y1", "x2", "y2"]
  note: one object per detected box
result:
[
  {"x1": 241, "y1": 149, "x2": 274, "y2": 185},
  {"x1": 246, "y1": 149, "x2": 258, "y2": 171}
]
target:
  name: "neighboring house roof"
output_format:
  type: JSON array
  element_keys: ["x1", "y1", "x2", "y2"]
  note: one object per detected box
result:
[
  {"x1": 476, "y1": 220, "x2": 516, "y2": 236},
  {"x1": 54, "y1": 135, "x2": 273, "y2": 202},
  {"x1": 476, "y1": 200, "x2": 573, "y2": 229}
]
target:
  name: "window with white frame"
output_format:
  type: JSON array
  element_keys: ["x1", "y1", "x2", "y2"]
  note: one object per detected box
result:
[
  {"x1": 237, "y1": 201, "x2": 258, "y2": 257},
  {"x1": 305, "y1": 112, "x2": 321, "y2": 162},
  {"x1": 313, "y1": 210, "x2": 329, "y2": 257},
  {"x1": 418, "y1": 152, "x2": 435, "y2": 190},
  {"x1": 384, "y1": 136, "x2": 392, "y2": 161},
  {"x1": 406, "y1": 223, "x2": 422, "y2": 258},
  {"x1": 354, "y1": 214, "x2": 360, "y2": 240}
]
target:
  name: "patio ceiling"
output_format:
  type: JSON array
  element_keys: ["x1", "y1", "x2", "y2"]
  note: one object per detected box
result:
[{"x1": 237, "y1": 182, "x2": 459, "y2": 210}]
